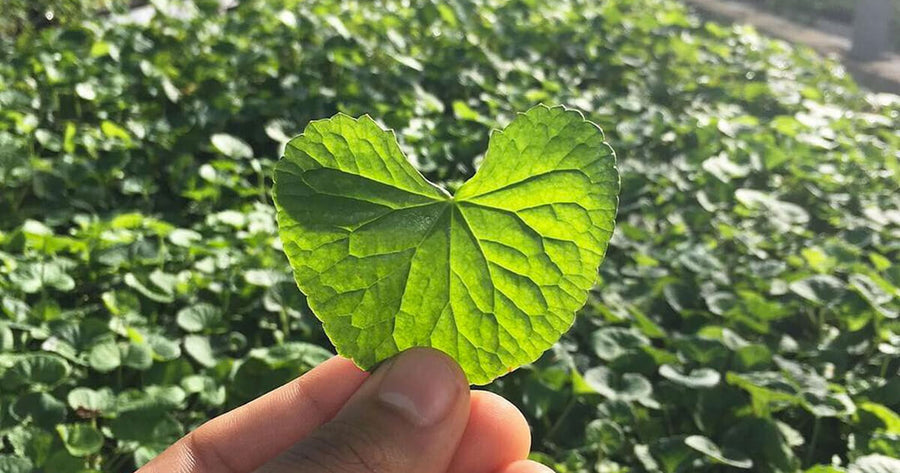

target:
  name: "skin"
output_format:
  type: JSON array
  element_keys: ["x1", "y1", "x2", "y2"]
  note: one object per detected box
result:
[{"x1": 139, "y1": 348, "x2": 554, "y2": 473}]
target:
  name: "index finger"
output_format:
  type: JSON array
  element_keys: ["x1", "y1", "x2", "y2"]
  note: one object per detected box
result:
[{"x1": 139, "y1": 355, "x2": 368, "y2": 473}]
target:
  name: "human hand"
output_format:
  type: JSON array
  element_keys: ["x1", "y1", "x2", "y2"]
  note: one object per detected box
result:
[{"x1": 138, "y1": 348, "x2": 553, "y2": 473}]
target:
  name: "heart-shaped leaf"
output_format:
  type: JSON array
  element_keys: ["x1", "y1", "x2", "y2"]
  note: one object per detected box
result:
[
  {"x1": 583, "y1": 366, "x2": 653, "y2": 402},
  {"x1": 591, "y1": 326, "x2": 650, "y2": 361},
  {"x1": 1, "y1": 354, "x2": 70, "y2": 390},
  {"x1": 67, "y1": 387, "x2": 117, "y2": 417},
  {"x1": 56, "y1": 423, "x2": 104, "y2": 457},
  {"x1": 273, "y1": 105, "x2": 619, "y2": 383},
  {"x1": 176, "y1": 303, "x2": 224, "y2": 333}
]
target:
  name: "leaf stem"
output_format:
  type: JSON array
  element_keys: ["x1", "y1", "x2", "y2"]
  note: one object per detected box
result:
[
  {"x1": 805, "y1": 416, "x2": 821, "y2": 467},
  {"x1": 543, "y1": 394, "x2": 577, "y2": 447},
  {"x1": 279, "y1": 308, "x2": 291, "y2": 340}
]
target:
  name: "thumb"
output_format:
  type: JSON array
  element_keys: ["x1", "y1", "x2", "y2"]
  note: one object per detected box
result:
[{"x1": 257, "y1": 348, "x2": 471, "y2": 473}]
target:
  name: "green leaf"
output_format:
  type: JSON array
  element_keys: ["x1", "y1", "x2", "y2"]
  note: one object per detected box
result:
[
  {"x1": 117, "y1": 385, "x2": 186, "y2": 413},
  {"x1": 722, "y1": 418, "x2": 799, "y2": 473},
  {"x1": 124, "y1": 273, "x2": 175, "y2": 303},
  {"x1": 591, "y1": 326, "x2": 650, "y2": 361},
  {"x1": 244, "y1": 269, "x2": 286, "y2": 287},
  {"x1": 633, "y1": 444, "x2": 661, "y2": 472},
  {"x1": 789, "y1": 275, "x2": 846, "y2": 307},
  {"x1": 183, "y1": 335, "x2": 217, "y2": 368},
  {"x1": 8, "y1": 261, "x2": 75, "y2": 293},
  {"x1": 230, "y1": 342, "x2": 333, "y2": 401},
  {"x1": 211, "y1": 133, "x2": 253, "y2": 159},
  {"x1": 67, "y1": 387, "x2": 116, "y2": 417},
  {"x1": 858, "y1": 402, "x2": 900, "y2": 434},
  {"x1": 11, "y1": 392, "x2": 66, "y2": 429},
  {"x1": 42, "y1": 450, "x2": 84, "y2": 472},
  {"x1": 6, "y1": 426, "x2": 53, "y2": 467},
  {"x1": 100, "y1": 120, "x2": 132, "y2": 145},
  {"x1": 735, "y1": 189, "x2": 809, "y2": 230},
  {"x1": 777, "y1": 421, "x2": 805, "y2": 447},
  {"x1": 585, "y1": 419, "x2": 625, "y2": 454},
  {"x1": 684, "y1": 435, "x2": 753, "y2": 469},
  {"x1": 75, "y1": 82, "x2": 96, "y2": 101},
  {"x1": 583, "y1": 366, "x2": 653, "y2": 402},
  {"x1": 122, "y1": 342, "x2": 154, "y2": 370},
  {"x1": 805, "y1": 467, "x2": 846, "y2": 473},
  {"x1": 273, "y1": 106, "x2": 618, "y2": 384},
  {"x1": 176, "y1": 303, "x2": 224, "y2": 333},
  {"x1": 801, "y1": 391, "x2": 856, "y2": 418},
  {"x1": 167, "y1": 228, "x2": 202, "y2": 247},
  {"x1": 109, "y1": 410, "x2": 183, "y2": 446},
  {"x1": 659, "y1": 365, "x2": 721, "y2": 389},
  {"x1": 181, "y1": 375, "x2": 225, "y2": 406},
  {"x1": 56, "y1": 424, "x2": 104, "y2": 457},
  {"x1": 648, "y1": 436, "x2": 693, "y2": 473},
  {"x1": 88, "y1": 339, "x2": 121, "y2": 373},
  {"x1": 0, "y1": 323, "x2": 13, "y2": 352},
  {"x1": 146, "y1": 334, "x2": 182, "y2": 361},
  {"x1": 1, "y1": 354, "x2": 70, "y2": 390},
  {"x1": 726, "y1": 371, "x2": 799, "y2": 416},
  {"x1": 849, "y1": 455, "x2": 900, "y2": 473},
  {"x1": 0, "y1": 455, "x2": 33, "y2": 473},
  {"x1": 263, "y1": 281, "x2": 305, "y2": 319}
]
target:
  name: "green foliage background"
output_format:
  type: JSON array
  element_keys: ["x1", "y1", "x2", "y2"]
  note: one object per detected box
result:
[{"x1": 0, "y1": 0, "x2": 898, "y2": 471}]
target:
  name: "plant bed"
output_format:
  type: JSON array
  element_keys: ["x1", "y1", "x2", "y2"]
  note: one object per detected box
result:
[{"x1": 0, "y1": 0, "x2": 897, "y2": 471}]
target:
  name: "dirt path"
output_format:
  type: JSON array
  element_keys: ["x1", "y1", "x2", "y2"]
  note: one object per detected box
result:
[{"x1": 681, "y1": 0, "x2": 900, "y2": 94}]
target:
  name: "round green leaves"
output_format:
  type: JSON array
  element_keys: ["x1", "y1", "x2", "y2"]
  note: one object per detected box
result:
[{"x1": 273, "y1": 105, "x2": 619, "y2": 384}]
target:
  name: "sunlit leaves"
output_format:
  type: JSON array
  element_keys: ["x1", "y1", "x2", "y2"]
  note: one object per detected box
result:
[{"x1": 0, "y1": 0, "x2": 897, "y2": 470}]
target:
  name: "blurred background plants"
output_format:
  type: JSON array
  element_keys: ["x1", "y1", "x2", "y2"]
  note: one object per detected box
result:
[
  {"x1": 0, "y1": 0, "x2": 898, "y2": 471},
  {"x1": 743, "y1": 0, "x2": 900, "y2": 50}
]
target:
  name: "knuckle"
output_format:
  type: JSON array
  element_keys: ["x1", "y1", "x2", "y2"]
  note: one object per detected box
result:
[
  {"x1": 182, "y1": 430, "x2": 240, "y2": 473},
  {"x1": 283, "y1": 377, "x2": 329, "y2": 427}
]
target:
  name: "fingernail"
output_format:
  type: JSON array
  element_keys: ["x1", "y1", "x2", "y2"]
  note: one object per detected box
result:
[{"x1": 377, "y1": 349, "x2": 463, "y2": 426}]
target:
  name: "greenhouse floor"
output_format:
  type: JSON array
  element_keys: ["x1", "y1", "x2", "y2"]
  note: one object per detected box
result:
[{"x1": 682, "y1": 0, "x2": 900, "y2": 94}]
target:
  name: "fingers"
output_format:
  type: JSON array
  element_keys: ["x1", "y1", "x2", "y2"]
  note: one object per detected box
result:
[
  {"x1": 257, "y1": 348, "x2": 470, "y2": 473},
  {"x1": 139, "y1": 348, "x2": 542, "y2": 473},
  {"x1": 497, "y1": 460, "x2": 556, "y2": 473},
  {"x1": 138, "y1": 356, "x2": 368, "y2": 473},
  {"x1": 445, "y1": 391, "x2": 531, "y2": 473}
]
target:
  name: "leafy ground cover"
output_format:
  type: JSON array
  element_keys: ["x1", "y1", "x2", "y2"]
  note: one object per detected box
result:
[
  {"x1": 0, "y1": 0, "x2": 898, "y2": 471},
  {"x1": 0, "y1": 0, "x2": 134, "y2": 37}
]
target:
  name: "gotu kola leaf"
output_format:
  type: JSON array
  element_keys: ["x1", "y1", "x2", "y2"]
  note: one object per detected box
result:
[{"x1": 273, "y1": 105, "x2": 619, "y2": 384}]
